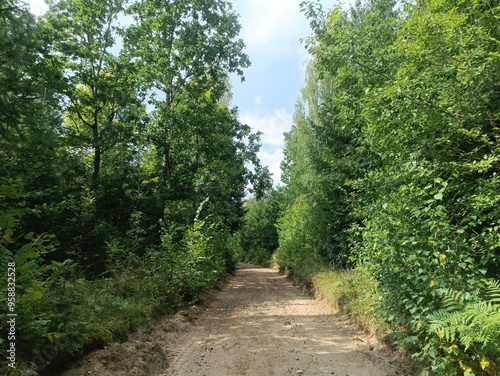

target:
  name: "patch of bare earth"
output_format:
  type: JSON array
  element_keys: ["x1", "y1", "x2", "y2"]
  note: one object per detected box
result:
[{"x1": 63, "y1": 263, "x2": 400, "y2": 376}]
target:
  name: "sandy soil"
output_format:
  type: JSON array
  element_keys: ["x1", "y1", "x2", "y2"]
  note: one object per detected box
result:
[{"x1": 63, "y1": 263, "x2": 400, "y2": 376}]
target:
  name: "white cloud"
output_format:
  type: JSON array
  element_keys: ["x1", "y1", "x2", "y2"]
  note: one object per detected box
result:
[
  {"x1": 239, "y1": 108, "x2": 292, "y2": 146},
  {"x1": 239, "y1": 107, "x2": 292, "y2": 185},
  {"x1": 254, "y1": 95, "x2": 262, "y2": 105},
  {"x1": 29, "y1": 0, "x2": 48, "y2": 16},
  {"x1": 232, "y1": 0, "x2": 311, "y2": 58},
  {"x1": 258, "y1": 148, "x2": 284, "y2": 186}
]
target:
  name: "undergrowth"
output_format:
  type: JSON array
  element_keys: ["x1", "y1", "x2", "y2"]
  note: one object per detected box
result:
[
  {"x1": 0, "y1": 201, "x2": 236, "y2": 375},
  {"x1": 417, "y1": 280, "x2": 500, "y2": 376},
  {"x1": 281, "y1": 262, "x2": 500, "y2": 376}
]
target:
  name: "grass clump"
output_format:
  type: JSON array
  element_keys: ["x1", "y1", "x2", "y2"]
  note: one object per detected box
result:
[{"x1": 313, "y1": 268, "x2": 382, "y2": 331}]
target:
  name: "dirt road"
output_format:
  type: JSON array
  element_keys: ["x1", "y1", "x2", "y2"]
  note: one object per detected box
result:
[{"x1": 64, "y1": 264, "x2": 398, "y2": 376}]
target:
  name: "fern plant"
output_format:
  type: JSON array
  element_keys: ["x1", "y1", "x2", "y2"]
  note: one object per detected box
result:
[{"x1": 420, "y1": 279, "x2": 500, "y2": 375}]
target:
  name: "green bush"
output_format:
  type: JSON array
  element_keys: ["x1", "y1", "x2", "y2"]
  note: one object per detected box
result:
[
  {"x1": 160, "y1": 199, "x2": 231, "y2": 304},
  {"x1": 361, "y1": 168, "x2": 488, "y2": 331},
  {"x1": 275, "y1": 195, "x2": 318, "y2": 274},
  {"x1": 1, "y1": 181, "x2": 68, "y2": 373},
  {"x1": 239, "y1": 192, "x2": 280, "y2": 266}
]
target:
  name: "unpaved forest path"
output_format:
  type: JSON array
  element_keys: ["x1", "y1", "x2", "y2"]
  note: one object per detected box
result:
[{"x1": 64, "y1": 264, "x2": 399, "y2": 376}]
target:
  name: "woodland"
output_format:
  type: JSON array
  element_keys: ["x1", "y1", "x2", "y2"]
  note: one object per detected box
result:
[{"x1": 0, "y1": 0, "x2": 499, "y2": 375}]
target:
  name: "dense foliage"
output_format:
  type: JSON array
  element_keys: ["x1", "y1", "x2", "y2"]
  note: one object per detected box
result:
[
  {"x1": 276, "y1": 0, "x2": 500, "y2": 374},
  {"x1": 0, "y1": 1, "x2": 268, "y2": 374},
  {"x1": 237, "y1": 189, "x2": 281, "y2": 266}
]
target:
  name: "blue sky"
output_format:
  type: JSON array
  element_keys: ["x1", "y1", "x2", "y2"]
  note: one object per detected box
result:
[
  {"x1": 29, "y1": 0, "x2": 347, "y2": 185},
  {"x1": 229, "y1": 0, "x2": 335, "y2": 185}
]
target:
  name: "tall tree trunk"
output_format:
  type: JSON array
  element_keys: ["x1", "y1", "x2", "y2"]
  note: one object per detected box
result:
[
  {"x1": 92, "y1": 116, "x2": 100, "y2": 182},
  {"x1": 158, "y1": 143, "x2": 170, "y2": 219}
]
